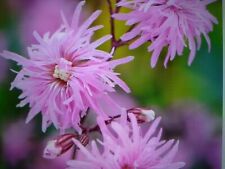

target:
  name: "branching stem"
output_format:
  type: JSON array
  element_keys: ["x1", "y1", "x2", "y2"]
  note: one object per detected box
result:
[{"x1": 106, "y1": 0, "x2": 135, "y2": 53}]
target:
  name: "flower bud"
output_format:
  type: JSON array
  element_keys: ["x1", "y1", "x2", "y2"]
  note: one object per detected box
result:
[
  {"x1": 43, "y1": 133, "x2": 77, "y2": 159},
  {"x1": 43, "y1": 140, "x2": 62, "y2": 159},
  {"x1": 127, "y1": 108, "x2": 155, "y2": 123},
  {"x1": 79, "y1": 134, "x2": 89, "y2": 147}
]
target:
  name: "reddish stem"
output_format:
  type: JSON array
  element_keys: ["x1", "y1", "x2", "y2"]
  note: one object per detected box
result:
[
  {"x1": 106, "y1": 0, "x2": 134, "y2": 52},
  {"x1": 72, "y1": 146, "x2": 77, "y2": 159},
  {"x1": 106, "y1": 0, "x2": 116, "y2": 47},
  {"x1": 115, "y1": 0, "x2": 121, "y2": 13},
  {"x1": 88, "y1": 114, "x2": 121, "y2": 133}
]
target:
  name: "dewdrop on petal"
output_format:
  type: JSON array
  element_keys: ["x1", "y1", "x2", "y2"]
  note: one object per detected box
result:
[{"x1": 127, "y1": 107, "x2": 155, "y2": 123}]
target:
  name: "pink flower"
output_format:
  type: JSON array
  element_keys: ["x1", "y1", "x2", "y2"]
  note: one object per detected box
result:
[
  {"x1": 1, "y1": 1, "x2": 133, "y2": 132},
  {"x1": 67, "y1": 112, "x2": 185, "y2": 169},
  {"x1": 2, "y1": 119, "x2": 34, "y2": 166},
  {"x1": 114, "y1": 0, "x2": 217, "y2": 67}
]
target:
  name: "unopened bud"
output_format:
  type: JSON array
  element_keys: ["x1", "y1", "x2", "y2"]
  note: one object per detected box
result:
[
  {"x1": 127, "y1": 108, "x2": 155, "y2": 123},
  {"x1": 43, "y1": 133, "x2": 77, "y2": 159},
  {"x1": 43, "y1": 140, "x2": 62, "y2": 159}
]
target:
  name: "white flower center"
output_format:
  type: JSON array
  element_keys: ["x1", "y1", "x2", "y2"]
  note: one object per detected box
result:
[{"x1": 53, "y1": 58, "x2": 73, "y2": 82}]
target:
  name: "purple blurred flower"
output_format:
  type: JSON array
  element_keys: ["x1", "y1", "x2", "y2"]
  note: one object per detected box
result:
[
  {"x1": 32, "y1": 158, "x2": 68, "y2": 169},
  {"x1": 7, "y1": 0, "x2": 36, "y2": 13},
  {"x1": 67, "y1": 113, "x2": 185, "y2": 169},
  {"x1": 2, "y1": 119, "x2": 34, "y2": 166},
  {"x1": 205, "y1": 138, "x2": 222, "y2": 169},
  {"x1": 162, "y1": 102, "x2": 221, "y2": 169},
  {"x1": 114, "y1": 0, "x2": 217, "y2": 67},
  {"x1": 20, "y1": 0, "x2": 78, "y2": 45},
  {"x1": 1, "y1": 1, "x2": 133, "y2": 132},
  {"x1": 0, "y1": 33, "x2": 8, "y2": 83}
]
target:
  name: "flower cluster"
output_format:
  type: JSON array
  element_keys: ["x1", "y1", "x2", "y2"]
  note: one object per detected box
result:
[
  {"x1": 114, "y1": 0, "x2": 217, "y2": 67},
  {"x1": 1, "y1": 0, "x2": 218, "y2": 168}
]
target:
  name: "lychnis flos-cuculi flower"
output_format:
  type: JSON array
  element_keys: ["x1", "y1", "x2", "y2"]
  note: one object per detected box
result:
[
  {"x1": 67, "y1": 111, "x2": 185, "y2": 169},
  {"x1": 114, "y1": 0, "x2": 217, "y2": 67},
  {"x1": 1, "y1": 1, "x2": 133, "y2": 132}
]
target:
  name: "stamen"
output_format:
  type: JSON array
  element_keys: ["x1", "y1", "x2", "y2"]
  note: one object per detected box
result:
[{"x1": 53, "y1": 58, "x2": 73, "y2": 82}]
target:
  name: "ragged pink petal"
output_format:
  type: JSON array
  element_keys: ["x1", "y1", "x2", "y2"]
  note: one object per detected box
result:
[{"x1": 114, "y1": 0, "x2": 217, "y2": 67}]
